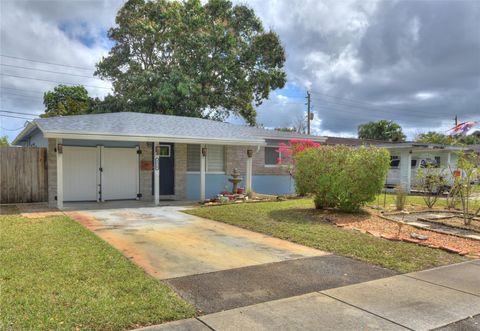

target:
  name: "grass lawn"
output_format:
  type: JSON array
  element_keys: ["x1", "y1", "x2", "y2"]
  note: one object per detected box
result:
[
  {"x1": 372, "y1": 193, "x2": 448, "y2": 210},
  {"x1": 0, "y1": 214, "x2": 195, "y2": 331},
  {"x1": 186, "y1": 198, "x2": 467, "y2": 273}
]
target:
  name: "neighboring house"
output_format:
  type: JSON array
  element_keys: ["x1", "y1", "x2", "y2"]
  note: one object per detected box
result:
[
  {"x1": 324, "y1": 136, "x2": 389, "y2": 146},
  {"x1": 377, "y1": 142, "x2": 463, "y2": 192},
  {"x1": 13, "y1": 112, "x2": 325, "y2": 208},
  {"x1": 324, "y1": 138, "x2": 463, "y2": 192}
]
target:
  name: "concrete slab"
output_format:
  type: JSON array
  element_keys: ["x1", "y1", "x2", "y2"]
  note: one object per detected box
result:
[
  {"x1": 408, "y1": 261, "x2": 480, "y2": 296},
  {"x1": 323, "y1": 275, "x2": 480, "y2": 331},
  {"x1": 433, "y1": 314, "x2": 480, "y2": 331},
  {"x1": 200, "y1": 292, "x2": 407, "y2": 331},
  {"x1": 167, "y1": 254, "x2": 397, "y2": 314},
  {"x1": 135, "y1": 318, "x2": 209, "y2": 331},
  {"x1": 69, "y1": 206, "x2": 327, "y2": 279}
]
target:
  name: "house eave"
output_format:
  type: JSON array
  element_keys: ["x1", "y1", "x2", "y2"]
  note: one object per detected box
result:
[
  {"x1": 11, "y1": 121, "x2": 38, "y2": 145},
  {"x1": 42, "y1": 132, "x2": 266, "y2": 146}
]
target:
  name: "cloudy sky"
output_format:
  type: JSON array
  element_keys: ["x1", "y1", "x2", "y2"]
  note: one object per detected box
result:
[{"x1": 1, "y1": 0, "x2": 479, "y2": 142}]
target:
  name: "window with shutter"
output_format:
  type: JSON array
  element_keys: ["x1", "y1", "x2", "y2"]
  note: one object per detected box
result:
[
  {"x1": 187, "y1": 144, "x2": 200, "y2": 171},
  {"x1": 186, "y1": 144, "x2": 225, "y2": 173},
  {"x1": 207, "y1": 145, "x2": 225, "y2": 172}
]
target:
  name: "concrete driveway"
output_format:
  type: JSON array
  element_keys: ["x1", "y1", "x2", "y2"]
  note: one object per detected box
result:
[{"x1": 68, "y1": 205, "x2": 327, "y2": 279}]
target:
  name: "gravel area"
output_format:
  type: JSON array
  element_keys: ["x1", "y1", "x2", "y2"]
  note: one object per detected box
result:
[{"x1": 334, "y1": 211, "x2": 480, "y2": 258}]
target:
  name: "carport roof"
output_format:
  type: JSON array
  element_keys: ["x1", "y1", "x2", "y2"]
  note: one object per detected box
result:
[{"x1": 14, "y1": 112, "x2": 325, "y2": 145}]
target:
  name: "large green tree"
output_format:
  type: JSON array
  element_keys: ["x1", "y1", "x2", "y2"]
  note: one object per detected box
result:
[
  {"x1": 41, "y1": 85, "x2": 93, "y2": 118},
  {"x1": 95, "y1": 0, "x2": 286, "y2": 125},
  {"x1": 416, "y1": 130, "x2": 480, "y2": 145},
  {"x1": 358, "y1": 120, "x2": 406, "y2": 142}
]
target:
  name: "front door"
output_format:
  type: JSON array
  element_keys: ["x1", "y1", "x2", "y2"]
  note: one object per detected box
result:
[{"x1": 158, "y1": 143, "x2": 175, "y2": 195}]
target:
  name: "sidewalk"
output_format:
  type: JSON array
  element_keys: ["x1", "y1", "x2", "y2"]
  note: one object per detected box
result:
[{"x1": 139, "y1": 260, "x2": 480, "y2": 331}]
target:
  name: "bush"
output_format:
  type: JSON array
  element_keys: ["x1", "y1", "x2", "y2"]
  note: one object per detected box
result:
[
  {"x1": 415, "y1": 165, "x2": 447, "y2": 209},
  {"x1": 295, "y1": 145, "x2": 390, "y2": 212}
]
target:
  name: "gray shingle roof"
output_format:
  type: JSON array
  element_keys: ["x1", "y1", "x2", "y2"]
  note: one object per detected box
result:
[{"x1": 28, "y1": 112, "x2": 325, "y2": 144}]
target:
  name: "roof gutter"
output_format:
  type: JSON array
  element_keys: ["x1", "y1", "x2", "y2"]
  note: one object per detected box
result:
[{"x1": 42, "y1": 132, "x2": 266, "y2": 146}]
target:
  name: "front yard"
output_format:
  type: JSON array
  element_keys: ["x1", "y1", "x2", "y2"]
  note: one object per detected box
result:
[
  {"x1": 186, "y1": 198, "x2": 469, "y2": 273},
  {"x1": 0, "y1": 213, "x2": 195, "y2": 331}
]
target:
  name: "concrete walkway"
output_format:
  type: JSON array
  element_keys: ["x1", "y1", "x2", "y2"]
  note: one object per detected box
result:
[{"x1": 139, "y1": 261, "x2": 480, "y2": 331}]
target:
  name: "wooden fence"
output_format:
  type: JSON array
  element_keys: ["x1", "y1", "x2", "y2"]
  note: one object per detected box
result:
[{"x1": 0, "y1": 147, "x2": 48, "y2": 204}]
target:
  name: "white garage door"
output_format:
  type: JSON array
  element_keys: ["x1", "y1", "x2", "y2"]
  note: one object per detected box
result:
[
  {"x1": 102, "y1": 148, "x2": 139, "y2": 200},
  {"x1": 63, "y1": 146, "x2": 99, "y2": 201}
]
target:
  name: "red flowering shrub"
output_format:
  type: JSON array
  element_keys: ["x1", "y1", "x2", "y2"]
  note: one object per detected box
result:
[{"x1": 276, "y1": 139, "x2": 321, "y2": 173}]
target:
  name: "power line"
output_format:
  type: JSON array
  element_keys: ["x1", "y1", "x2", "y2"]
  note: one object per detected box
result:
[
  {"x1": 1, "y1": 125, "x2": 25, "y2": 131},
  {"x1": 0, "y1": 87, "x2": 46, "y2": 94},
  {"x1": 0, "y1": 109, "x2": 38, "y2": 117},
  {"x1": 1, "y1": 63, "x2": 104, "y2": 80},
  {"x1": 0, "y1": 54, "x2": 95, "y2": 71},
  {"x1": 315, "y1": 94, "x2": 451, "y2": 116},
  {"x1": 0, "y1": 113, "x2": 35, "y2": 120},
  {"x1": 0, "y1": 73, "x2": 112, "y2": 90},
  {"x1": 1, "y1": 91, "x2": 43, "y2": 100},
  {"x1": 309, "y1": 90, "x2": 455, "y2": 116}
]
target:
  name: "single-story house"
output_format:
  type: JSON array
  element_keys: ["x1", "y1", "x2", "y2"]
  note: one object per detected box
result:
[
  {"x1": 377, "y1": 142, "x2": 463, "y2": 192},
  {"x1": 13, "y1": 112, "x2": 326, "y2": 208}
]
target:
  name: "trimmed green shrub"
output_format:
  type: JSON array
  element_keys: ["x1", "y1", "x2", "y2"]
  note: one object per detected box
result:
[{"x1": 295, "y1": 145, "x2": 390, "y2": 212}]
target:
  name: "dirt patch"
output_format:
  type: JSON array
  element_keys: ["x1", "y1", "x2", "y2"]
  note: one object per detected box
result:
[
  {"x1": 335, "y1": 209, "x2": 480, "y2": 258},
  {"x1": 0, "y1": 205, "x2": 19, "y2": 215},
  {"x1": 15, "y1": 203, "x2": 63, "y2": 218},
  {"x1": 66, "y1": 212, "x2": 105, "y2": 231}
]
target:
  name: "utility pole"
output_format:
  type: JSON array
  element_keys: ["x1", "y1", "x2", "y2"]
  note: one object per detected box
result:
[
  {"x1": 455, "y1": 115, "x2": 458, "y2": 126},
  {"x1": 306, "y1": 91, "x2": 311, "y2": 135}
]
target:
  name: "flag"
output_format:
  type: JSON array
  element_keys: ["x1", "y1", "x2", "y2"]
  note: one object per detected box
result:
[{"x1": 447, "y1": 121, "x2": 476, "y2": 136}]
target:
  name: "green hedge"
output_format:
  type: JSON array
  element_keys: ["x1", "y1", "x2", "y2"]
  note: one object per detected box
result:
[{"x1": 295, "y1": 145, "x2": 390, "y2": 212}]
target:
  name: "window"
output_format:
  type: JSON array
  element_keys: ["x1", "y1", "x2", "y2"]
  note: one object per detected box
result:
[
  {"x1": 420, "y1": 158, "x2": 440, "y2": 168},
  {"x1": 187, "y1": 144, "x2": 225, "y2": 172},
  {"x1": 390, "y1": 156, "x2": 400, "y2": 168},
  {"x1": 158, "y1": 145, "x2": 170, "y2": 157},
  {"x1": 207, "y1": 145, "x2": 225, "y2": 172},
  {"x1": 187, "y1": 145, "x2": 201, "y2": 171},
  {"x1": 265, "y1": 147, "x2": 280, "y2": 165},
  {"x1": 411, "y1": 159, "x2": 417, "y2": 168}
]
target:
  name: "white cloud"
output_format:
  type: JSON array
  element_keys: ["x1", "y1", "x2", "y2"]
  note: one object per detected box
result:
[{"x1": 1, "y1": 0, "x2": 479, "y2": 142}]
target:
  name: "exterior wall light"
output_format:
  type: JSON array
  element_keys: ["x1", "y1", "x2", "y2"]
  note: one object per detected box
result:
[
  {"x1": 57, "y1": 144, "x2": 63, "y2": 154},
  {"x1": 155, "y1": 145, "x2": 161, "y2": 155},
  {"x1": 201, "y1": 147, "x2": 208, "y2": 157},
  {"x1": 247, "y1": 149, "x2": 253, "y2": 158}
]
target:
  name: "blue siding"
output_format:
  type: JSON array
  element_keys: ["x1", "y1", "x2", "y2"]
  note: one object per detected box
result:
[
  {"x1": 29, "y1": 129, "x2": 48, "y2": 147},
  {"x1": 186, "y1": 174, "x2": 230, "y2": 200},
  {"x1": 253, "y1": 175, "x2": 295, "y2": 195},
  {"x1": 186, "y1": 174, "x2": 295, "y2": 200}
]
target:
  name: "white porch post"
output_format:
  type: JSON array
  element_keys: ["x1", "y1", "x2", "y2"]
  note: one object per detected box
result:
[
  {"x1": 200, "y1": 144, "x2": 206, "y2": 201},
  {"x1": 246, "y1": 148, "x2": 253, "y2": 193},
  {"x1": 400, "y1": 150, "x2": 412, "y2": 193},
  {"x1": 154, "y1": 142, "x2": 160, "y2": 206},
  {"x1": 56, "y1": 138, "x2": 63, "y2": 209},
  {"x1": 96, "y1": 145, "x2": 103, "y2": 202}
]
